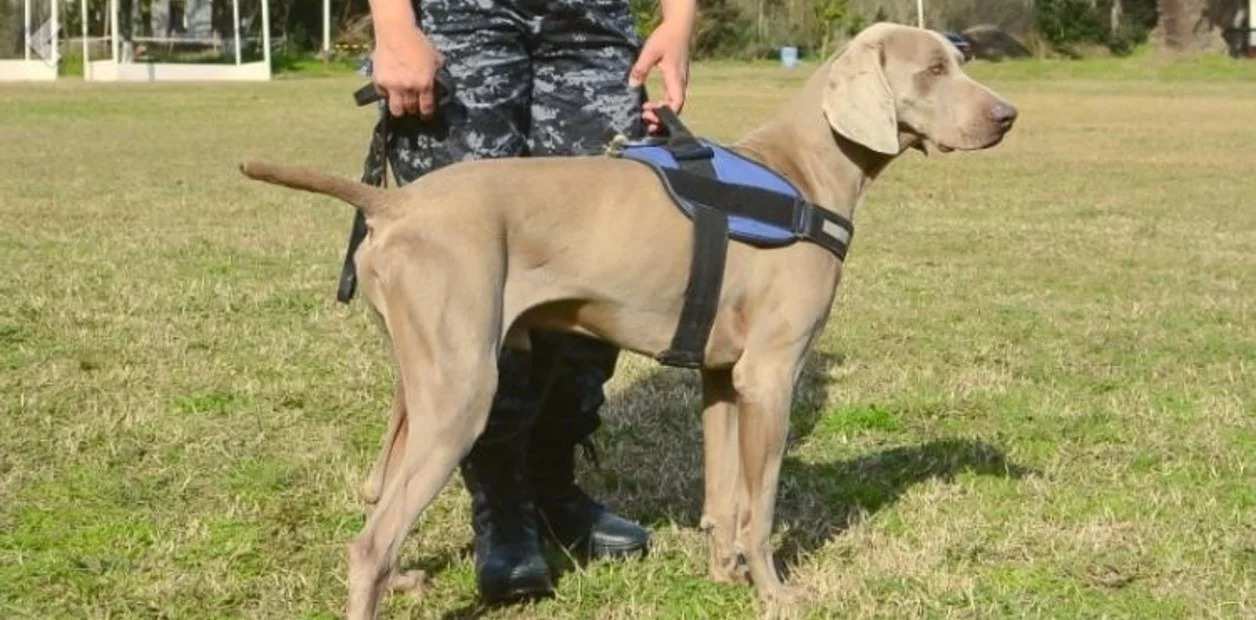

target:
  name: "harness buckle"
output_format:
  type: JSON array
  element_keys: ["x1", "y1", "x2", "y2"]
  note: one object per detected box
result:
[{"x1": 790, "y1": 200, "x2": 815, "y2": 240}]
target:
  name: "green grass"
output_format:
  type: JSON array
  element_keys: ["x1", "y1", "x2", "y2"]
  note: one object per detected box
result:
[{"x1": 2, "y1": 57, "x2": 1255, "y2": 618}]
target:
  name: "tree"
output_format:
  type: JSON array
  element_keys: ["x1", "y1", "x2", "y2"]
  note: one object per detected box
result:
[{"x1": 1154, "y1": 0, "x2": 1242, "y2": 52}]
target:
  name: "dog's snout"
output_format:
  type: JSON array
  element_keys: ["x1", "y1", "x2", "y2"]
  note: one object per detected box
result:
[{"x1": 990, "y1": 102, "x2": 1018, "y2": 129}]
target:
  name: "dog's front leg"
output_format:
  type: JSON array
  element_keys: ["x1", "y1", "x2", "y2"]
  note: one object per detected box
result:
[
  {"x1": 700, "y1": 369, "x2": 748, "y2": 584},
  {"x1": 731, "y1": 357, "x2": 799, "y2": 606}
]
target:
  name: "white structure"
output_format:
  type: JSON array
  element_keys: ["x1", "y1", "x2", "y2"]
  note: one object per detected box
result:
[
  {"x1": 0, "y1": 0, "x2": 60, "y2": 81},
  {"x1": 84, "y1": 0, "x2": 271, "y2": 81},
  {"x1": 322, "y1": 0, "x2": 329, "y2": 57}
]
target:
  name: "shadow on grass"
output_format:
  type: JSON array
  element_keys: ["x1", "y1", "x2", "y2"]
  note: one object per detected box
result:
[
  {"x1": 589, "y1": 349, "x2": 1032, "y2": 573},
  {"x1": 773, "y1": 438, "x2": 1032, "y2": 572}
]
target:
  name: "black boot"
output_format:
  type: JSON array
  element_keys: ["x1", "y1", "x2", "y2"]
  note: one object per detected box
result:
[
  {"x1": 527, "y1": 333, "x2": 649, "y2": 559},
  {"x1": 461, "y1": 442, "x2": 553, "y2": 602},
  {"x1": 529, "y1": 437, "x2": 651, "y2": 559},
  {"x1": 460, "y1": 350, "x2": 553, "y2": 603}
]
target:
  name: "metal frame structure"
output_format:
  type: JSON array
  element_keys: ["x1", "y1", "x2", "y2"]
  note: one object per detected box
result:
[
  {"x1": 83, "y1": 0, "x2": 271, "y2": 81},
  {"x1": 0, "y1": 0, "x2": 60, "y2": 81}
]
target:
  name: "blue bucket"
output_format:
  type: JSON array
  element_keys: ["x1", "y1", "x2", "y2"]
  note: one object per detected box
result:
[{"x1": 780, "y1": 46, "x2": 799, "y2": 69}]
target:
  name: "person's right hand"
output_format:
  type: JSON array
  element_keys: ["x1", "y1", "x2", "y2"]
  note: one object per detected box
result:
[{"x1": 372, "y1": 27, "x2": 444, "y2": 119}]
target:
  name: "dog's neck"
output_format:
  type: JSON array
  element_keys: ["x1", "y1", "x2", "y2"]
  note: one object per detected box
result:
[{"x1": 733, "y1": 62, "x2": 893, "y2": 221}]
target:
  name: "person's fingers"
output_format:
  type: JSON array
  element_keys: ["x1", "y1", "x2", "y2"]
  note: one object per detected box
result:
[
  {"x1": 628, "y1": 47, "x2": 659, "y2": 88},
  {"x1": 641, "y1": 102, "x2": 664, "y2": 134},
  {"x1": 660, "y1": 63, "x2": 686, "y2": 114},
  {"x1": 417, "y1": 83, "x2": 436, "y2": 119},
  {"x1": 405, "y1": 89, "x2": 424, "y2": 117},
  {"x1": 402, "y1": 90, "x2": 423, "y2": 117},
  {"x1": 388, "y1": 90, "x2": 408, "y2": 118}
]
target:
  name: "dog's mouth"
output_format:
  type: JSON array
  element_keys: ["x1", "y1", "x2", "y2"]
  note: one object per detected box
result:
[{"x1": 933, "y1": 129, "x2": 1009, "y2": 153}]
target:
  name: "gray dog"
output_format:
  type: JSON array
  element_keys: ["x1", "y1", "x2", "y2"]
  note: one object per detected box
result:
[{"x1": 242, "y1": 23, "x2": 1016, "y2": 618}]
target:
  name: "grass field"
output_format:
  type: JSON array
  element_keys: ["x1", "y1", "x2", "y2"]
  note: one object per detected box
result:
[{"x1": 2, "y1": 58, "x2": 1255, "y2": 618}]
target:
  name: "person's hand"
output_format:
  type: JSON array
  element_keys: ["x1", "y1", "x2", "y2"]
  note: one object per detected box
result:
[
  {"x1": 372, "y1": 26, "x2": 444, "y2": 119},
  {"x1": 629, "y1": 19, "x2": 692, "y2": 134}
]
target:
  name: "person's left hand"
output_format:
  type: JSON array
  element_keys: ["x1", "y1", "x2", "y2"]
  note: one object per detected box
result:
[{"x1": 629, "y1": 20, "x2": 692, "y2": 134}]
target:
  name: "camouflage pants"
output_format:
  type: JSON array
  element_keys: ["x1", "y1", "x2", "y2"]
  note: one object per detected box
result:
[{"x1": 384, "y1": 0, "x2": 644, "y2": 448}]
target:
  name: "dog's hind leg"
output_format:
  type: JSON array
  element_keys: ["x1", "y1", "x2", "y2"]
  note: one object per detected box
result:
[
  {"x1": 346, "y1": 255, "x2": 503, "y2": 619},
  {"x1": 346, "y1": 346, "x2": 497, "y2": 618},
  {"x1": 360, "y1": 382, "x2": 407, "y2": 507},
  {"x1": 700, "y1": 369, "x2": 749, "y2": 584},
  {"x1": 731, "y1": 354, "x2": 803, "y2": 606}
]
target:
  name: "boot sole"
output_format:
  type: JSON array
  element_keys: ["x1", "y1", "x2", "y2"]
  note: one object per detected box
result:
[
  {"x1": 589, "y1": 541, "x2": 649, "y2": 559},
  {"x1": 481, "y1": 581, "x2": 555, "y2": 605}
]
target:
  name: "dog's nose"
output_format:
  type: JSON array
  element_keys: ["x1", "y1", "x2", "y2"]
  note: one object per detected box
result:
[{"x1": 991, "y1": 102, "x2": 1018, "y2": 129}]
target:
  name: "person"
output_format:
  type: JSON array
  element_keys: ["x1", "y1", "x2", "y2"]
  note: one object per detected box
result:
[{"x1": 361, "y1": 0, "x2": 696, "y2": 603}]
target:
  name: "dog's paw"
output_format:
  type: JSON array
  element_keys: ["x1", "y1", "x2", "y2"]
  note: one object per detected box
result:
[
  {"x1": 759, "y1": 586, "x2": 801, "y2": 618},
  {"x1": 388, "y1": 569, "x2": 428, "y2": 597},
  {"x1": 358, "y1": 479, "x2": 382, "y2": 507},
  {"x1": 708, "y1": 557, "x2": 750, "y2": 584}
]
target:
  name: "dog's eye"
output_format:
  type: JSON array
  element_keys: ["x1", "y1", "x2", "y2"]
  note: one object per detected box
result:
[{"x1": 929, "y1": 63, "x2": 947, "y2": 76}]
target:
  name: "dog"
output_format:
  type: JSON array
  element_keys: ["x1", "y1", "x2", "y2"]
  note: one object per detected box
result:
[{"x1": 240, "y1": 23, "x2": 1016, "y2": 618}]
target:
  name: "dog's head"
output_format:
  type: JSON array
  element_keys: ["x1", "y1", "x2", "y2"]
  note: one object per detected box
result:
[{"x1": 822, "y1": 23, "x2": 1016, "y2": 155}]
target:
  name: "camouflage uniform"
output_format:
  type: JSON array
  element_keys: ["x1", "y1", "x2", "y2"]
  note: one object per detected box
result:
[{"x1": 383, "y1": 0, "x2": 643, "y2": 451}]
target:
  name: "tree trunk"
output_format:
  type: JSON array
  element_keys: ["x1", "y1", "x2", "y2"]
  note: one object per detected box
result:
[
  {"x1": 1155, "y1": 0, "x2": 1232, "y2": 52},
  {"x1": 1111, "y1": 0, "x2": 1123, "y2": 35}
]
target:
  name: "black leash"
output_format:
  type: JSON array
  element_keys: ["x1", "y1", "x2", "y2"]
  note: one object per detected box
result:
[{"x1": 337, "y1": 72, "x2": 455, "y2": 303}]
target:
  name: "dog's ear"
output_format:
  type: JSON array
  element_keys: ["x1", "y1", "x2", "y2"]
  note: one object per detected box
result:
[{"x1": 822, "y1": 41, "x2": 899, "y2": 155}]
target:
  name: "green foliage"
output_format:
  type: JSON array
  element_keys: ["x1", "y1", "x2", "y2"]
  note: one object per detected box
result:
[
  {"x1": 813, "y1": 0, "x2": 862, "y2": 57},
  {"x1": 1035, "y1": 0, "x2": 1106, "y2": 50},
  {"x1": 629, "y1": 0, "x2": 662, "y2": 40},
  {"x1": 691, "y1": 0, "x2": 754, "y2": 59},
  {"x1": 1035, "y1": 0, "x2": 1158, "y2": 57},
  {"x1": 630, "y1": 0, "x2": 860, "y2": 60},
  {"x1": 0, "y1": 0, "x2": 16, "y2": 56},
  {"x1": 630, "y1": 0, "x2": 758, "y2": 59}
]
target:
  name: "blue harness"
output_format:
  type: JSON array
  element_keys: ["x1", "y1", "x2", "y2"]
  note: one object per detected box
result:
[
  {"x1": 619, "y1": 140, "x2": 805, "y2": 247},
  {"x1": 611, "y1": 109, "x2": 854, "y2": 368}
]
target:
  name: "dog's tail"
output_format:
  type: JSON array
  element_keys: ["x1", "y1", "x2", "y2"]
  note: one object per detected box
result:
[{"x1": 239, "y1": 161, "x2": 390, "y2": 217}]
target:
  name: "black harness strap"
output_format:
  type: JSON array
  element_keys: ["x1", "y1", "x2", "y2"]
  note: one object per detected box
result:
[
  {"x1": 647, "y1": 107, "x2": 855, "y2": 368},
  {"x1": 655, "y1": 107, "x2": 717, "y2": 179},
  {"x1": 338, "y1": 75, "x2": 455, "y2": 303},
  {"x1": 337, "y1": 86, "x2": 390, "y2": 303},
  {"x1": 652, "y1": 106, "x2": 725, "y2": 367},
  {"x1": 659, "y1": 168, "x2": 854, "y2": 260},
  {"x1": 657, "y1": 203, "x2": 729, "y2": 368}
]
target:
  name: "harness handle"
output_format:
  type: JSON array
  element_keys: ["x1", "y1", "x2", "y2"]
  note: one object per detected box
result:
[
  {"x1": 352, "y1": 68, "x2": 457, "y2": 109},
  {"x1": 653, "y1": 106, "x2": 692, "y2": 140},
  {"x1": 654, "y1": 105, "x2": 716, "y2": 177}
]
